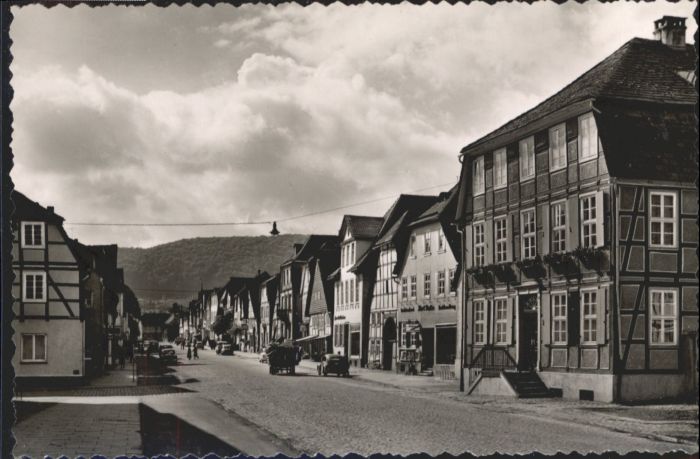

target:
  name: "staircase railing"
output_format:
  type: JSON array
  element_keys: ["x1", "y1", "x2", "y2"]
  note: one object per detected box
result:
[{"x1": 470, "y1": 345, "x2": 517, "y2": 371}]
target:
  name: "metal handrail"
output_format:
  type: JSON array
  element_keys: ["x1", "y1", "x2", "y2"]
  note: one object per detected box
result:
[{"x1": 470, "y1": 345, "x2": 516, "y2": 370}]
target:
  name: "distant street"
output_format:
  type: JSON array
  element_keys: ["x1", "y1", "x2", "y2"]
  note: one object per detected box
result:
[{"x1": 170, "y1": 347, "x2": 687, "y2": 456}]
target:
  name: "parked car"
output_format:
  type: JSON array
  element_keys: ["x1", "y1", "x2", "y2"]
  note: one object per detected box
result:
[
  {"x1": 159, "y1": 344, "x2": 177, "y2": 365},
  {"x1": 259, "y1": 352, "x2": 268, "y2": 363},
  {"x1": 220, "y1": 343, "x2": 233, "y2": 355},
  {"x1": 317, "y1": 354, "x2": 350, "y2": 377}
]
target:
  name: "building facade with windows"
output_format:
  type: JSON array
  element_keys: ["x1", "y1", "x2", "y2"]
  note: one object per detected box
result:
[
  {"x1": 332, "y1": 215, "x2": 384, "y2": 366},
  {"x1": 395, "y1": 189, "x2": 462, "y2": 379},
  {"x1": 259, "y1": 274, "x2": 278, "y2": 350},
  {"x1": 11, "y1": 192, "x2": 87, "y2": 386},
  {"x1": 455, "y1": 17, "x2": 697, "y2": 402}
]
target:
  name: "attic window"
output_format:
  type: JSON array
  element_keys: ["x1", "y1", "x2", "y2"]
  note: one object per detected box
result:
[{"x1": 21, "y1": 222, "x2": 45, "y2": 249}]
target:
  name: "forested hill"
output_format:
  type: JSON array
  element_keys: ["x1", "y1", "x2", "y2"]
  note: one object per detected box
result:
[{"x1": 118, "y1": 234, "x2": 309, "y2": 302}]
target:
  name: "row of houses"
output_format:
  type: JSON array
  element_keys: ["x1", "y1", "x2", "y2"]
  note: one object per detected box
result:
[
  {"x1": 180, "y1": 17, "x2": 698, "y2": 402},
  {"x1": 11, "y1": 191, "x2": 142, "y2": 387}
]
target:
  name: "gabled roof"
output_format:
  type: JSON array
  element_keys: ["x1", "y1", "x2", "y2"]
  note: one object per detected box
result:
[
  {"x1": 338, "y1": 215, "x2": 384, "y2": 241},
  {"x1": 461, "y1": 38, "x2": 695, "y2": 156},
  {"x1": 281, "y1": 234, "x2": 339, "y2": 266},
  {"x1": 11, "y1": 191, "x2": 65, "y2": 225},
  {"x1": 410, "y1": 185, "x2": 458, "y2": 228}
]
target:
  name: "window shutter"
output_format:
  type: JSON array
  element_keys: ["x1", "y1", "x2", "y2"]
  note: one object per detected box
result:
[
  {"x1": 538, "y1": 203, "x2": 550, "y2": 256},
  {"x1": 596, "y1": 286, "x2": 607, "y2": 345},
  {"x1": 485, "y1": 219, "x2": 494, "y2": 265},
  {"x1": 505, "y1": 215, "x2": 513, "y2": 262},
  {"x1": 541, "y1": 292, "x2": 551, "y2": 345},
  {"x1": 566, "y1": 196, "x2": 579, "y2": 251},
  {"x1": 595, "y1": 190, "x2": 605, "y2": 248},
  {"x1": 506, "y1": 297, "x2": 514, "y2": 345},
  {"x1": 567, "y1": 292, "x2": 580, "y2": 346},
  {"x1": 465, "y1": 225, "x2": 473, "y2": 269}
]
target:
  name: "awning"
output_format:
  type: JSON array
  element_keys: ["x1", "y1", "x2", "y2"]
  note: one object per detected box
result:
[{"x1": 294, "y1": 335, "x2": 318, "y2": 344}]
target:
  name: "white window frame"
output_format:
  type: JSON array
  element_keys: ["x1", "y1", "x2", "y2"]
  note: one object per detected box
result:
[
  {"x1": 21, "y1": 221, "x2": 45, "y2": 249},
  {"x1": 580, "y1": 194, "x2": 597, "y2": 248},
  {"x1": 549, "y1": 123, "x2": 567, "y2": 171},
  {"x1": 437, "y1": 270, "x2": 446, "y2": 297},
  {"x1": 578, "y1": 112, "x2": 598, "y2": 162},
  {"x1": 494, "y1": 217, "x2": 507, "y2": 263},
  {"x1": 448, "y1": 268, "x2": 457, "y2": 296},
  {"x1": 581, "y1": 289, "x2": 598, "y2": 345},
  {"x1": 410, "y1": 275, "x2": 417, "y2": 299},
  {"x1": 409, "y1": 234, "x2": 416, "y2": 258},
  {"x1": 519, "y1": 137, "x2": 535, "y2": 181},
  {"x1": 20, "y1": 333, "x2": 47, "y2": 363},
  {"x1": 401, "y1": 277, "x2": 408, "y2": 300},
  {"x1": 649, "y1": 289, "x2": 678, "y2": 346},
  {"x1": 473, "y1": 222, "x2": 485, "y2": 267},
  {"x1": 424, "y1": 232, "x2": 432, "y2": 255},
  {"x1": 649, "y1": 191, "x2": 677, "y2": 248},
  {"x1": 22, "y1": 271, "x2": 47, "y2": 303},
  {"x1": 472, "y1": 156, "x2": 485, "y2": 196},
  {"x1": 423, "y1": 273, "x2": 431, "y2": 298},
  {"x1": 521, "y1": 209, "x2": 536, "y2": 260},
  {"x1": 551, "y1": 292, "x2": 568, "y2": 345},
  {"x1": 493, "y1": 148, "x2": 507, "y2": 190},
  {"x1": 551, "y1": 200, "x2": 567, "y2": 253},
  {"x1": 437, "y1": 228, "x2": 446, "y2": 253},
  {"x1": 494, "y1": 297, "x2": 508, "y2": 345},
  {"x1": 474, "y1": 300, "x2": 486, "y2": 345}
]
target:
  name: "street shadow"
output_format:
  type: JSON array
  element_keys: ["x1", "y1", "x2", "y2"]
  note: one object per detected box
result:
[
  {"x1": 139, "y1": 404, "x2": 239, "y2": 458},
  {"x1": 13, "y1": 401, "x2": 56, "y2": 424}
]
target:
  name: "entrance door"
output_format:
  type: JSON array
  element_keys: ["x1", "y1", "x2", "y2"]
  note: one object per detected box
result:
[
  {"x1": 435, "y1": 326, "x2": 457, "y2": 364},
  {"x1": 382, "y1": 317, "x2": 397, "y2": 371},
  {"x1": 343, "y1": 323, "x2": 350, "y2": 357},
  {"x1": 518, "y1": 294, "x2": 538, "y2": 372},
  {"x1": 421, "y1": 328, "x2": 435, "y2": 370}
]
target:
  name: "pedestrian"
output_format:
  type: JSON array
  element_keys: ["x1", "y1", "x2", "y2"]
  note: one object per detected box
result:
[
  {"x1": 187, "y1": 344, "x2": 192, "y2": 360},
  {"x1": 119, "y1": 345, "x2": 126, "y2": 369},
  {"x1": 193, "y1": 345, "x2": 199, "y2": 359}
]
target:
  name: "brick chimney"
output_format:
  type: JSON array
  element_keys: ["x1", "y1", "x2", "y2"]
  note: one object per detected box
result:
[{"x1": 653, "y1": 16, "x2": 686, "y2": 47}]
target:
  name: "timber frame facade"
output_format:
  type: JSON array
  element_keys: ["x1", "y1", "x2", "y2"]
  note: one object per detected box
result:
[{"x1": 455, "y1": 18, "x2": 697, "y2": 402}]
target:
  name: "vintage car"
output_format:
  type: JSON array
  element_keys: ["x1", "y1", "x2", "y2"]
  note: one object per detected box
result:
[
  {"x1": 158, "y1": 344, "x2": 177, "y2": 365},
  {"x1": 317, "y1": 353, "x2": 350, "y2": 377}
]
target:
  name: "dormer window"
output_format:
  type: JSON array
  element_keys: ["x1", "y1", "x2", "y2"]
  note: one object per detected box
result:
[{"x1": 21, "y1": 222, "x2": 45, "y2": 249}]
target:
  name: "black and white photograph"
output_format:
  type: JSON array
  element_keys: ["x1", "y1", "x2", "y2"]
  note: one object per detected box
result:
[{"x1": 3, "y1": 1, "x2": 698, "y2": 458}]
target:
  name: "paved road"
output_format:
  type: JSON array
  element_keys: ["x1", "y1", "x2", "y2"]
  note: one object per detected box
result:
[{"x1": 172, "y1": 348, "x2": 682, "y2": 456}]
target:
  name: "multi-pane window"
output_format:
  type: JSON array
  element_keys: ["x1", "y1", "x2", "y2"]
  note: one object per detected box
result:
[
  {"x1": 474, "y1": 300, "x2": 486, "y2": 344},
  {"x1": 437, "y1": 270, "x2": 446, "y2": 297},
  {"x1": 424, "y1": 232, "x2": 432, "y2": 255},
  {"x1": 495, "y1": 218, "x2": 507, "y2": 262},
  {"x1": 401, "y1": 277, "x2": 408, "y2": 300},
  {"x1": 581, "y1": 290, "x2": 598, "y2": 344},
  {"x1": 473, "y1": 156, "x2": 485, "y2": 195},
  {"x1": 438, "y1": 229, "x2": 445, "y2": 252},
  {"x1": 473, "y1": 223, "x2": 485, "y2": 267},
  {"x1": 552, "y1": 293, "x2": 568, "y2": 344},
  {"x1": 448, "y1": 268, "x2": 457, "y2": 296},
  {"x1": 521, "y1": 210, "x2": 536, "y2": 260},
  {"x1": 494, "y1": 298, "x2": 508, "y2": 344},
  {"x1": 650, "y1": 289, "x2": 677, "y2": 345},
  {"x1": 21, "y1": 222, "x2": 44, "y2": 248},
  {"x1": 650, "y1": 192, "x2": 676, "y2": 247},
  {"x1": 551, "y1": 202, "x2": 566, "y2": 253},
  {"x1": 350, "y1": 243, "x2": 355, "y2": 265},
  {"x1": 355, "y1": 279, "x2": 359, "y2": 304},
  {"x1": 519, "y1": 137, "x2": 535, "y2": 180},
  {"x1": 578, "y1": 112, "x2": 598, "y2": 160},
  {"x1": 493, "y1": 148, "x2": 507, "y2": 189},
  {"x1": 423, "y1": 273, "x2": 431, "y2": 298},
  {"x1": 409, "y1": 235, "x2": 416, "y2": 257},
  {"x1": 549, "y1": 124, "x2": 566, "y2": 170},
  {"x1": 581, "y1": 195, "x2": 597, "y2": 248},
  {"x1": 21, "y1": 333, "x2": 47, "y2": 362},
  {"x1": 23, "y1": 271, "x2": 46, "y2": 302},
  {"x1": 410, "y1": 275, "x2": 417, "y2": 299}
]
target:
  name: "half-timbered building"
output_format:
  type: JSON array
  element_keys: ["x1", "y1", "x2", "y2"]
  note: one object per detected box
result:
[
  {"x1": 455, "y1": 17, "x2": 697, "y2": 402},
  {"x1": 259, "y1": 274, "x2": 279, "y2": 349}
]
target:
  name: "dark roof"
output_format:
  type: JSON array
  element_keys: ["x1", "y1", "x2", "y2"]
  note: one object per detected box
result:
[
  {"x1": 281, "y1": 234, "x2": 339, "y2": 265},
  {"x1": 11, "y1": 191, "x2": 65, "y2": 225},
  {"x1": 461, "y1": 38, "x2": 696, "y2": 155},
  {"x1": 410, "y1": 185, "x2": 458, "y2": 227},
  {"x1": 339, "y1": 215, "x2": 384, "y2": 240},
  {"x1": 375, "y1": 212, "x2": 408, "y2": 246}
]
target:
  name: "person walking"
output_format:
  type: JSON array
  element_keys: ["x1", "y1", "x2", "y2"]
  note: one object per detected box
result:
[
  {"x1": 119, "y1": 345, "x2": 126, "y2": 369},
  {"x1": 193, "y1": 345, "x2": 199, "y2": 360},
  {"x1": 187, "y1": 343, "x2": 192, "y2": 361}
]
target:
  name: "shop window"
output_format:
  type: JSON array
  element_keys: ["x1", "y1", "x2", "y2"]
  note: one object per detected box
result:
[
  {"x1": 650, "y1": 289, "x2": 677, "y2": 345},
  {"x1": 650, "y1": 192, "x2": 677, "y2": 248},
  {"x1": 552, "y1": 293, "x2": 567, "y2": 344}
]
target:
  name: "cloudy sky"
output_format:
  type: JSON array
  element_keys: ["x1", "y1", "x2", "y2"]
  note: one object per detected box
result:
[{"x1": 10, "y1": 2, "x2": 695, "y2": 248}]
